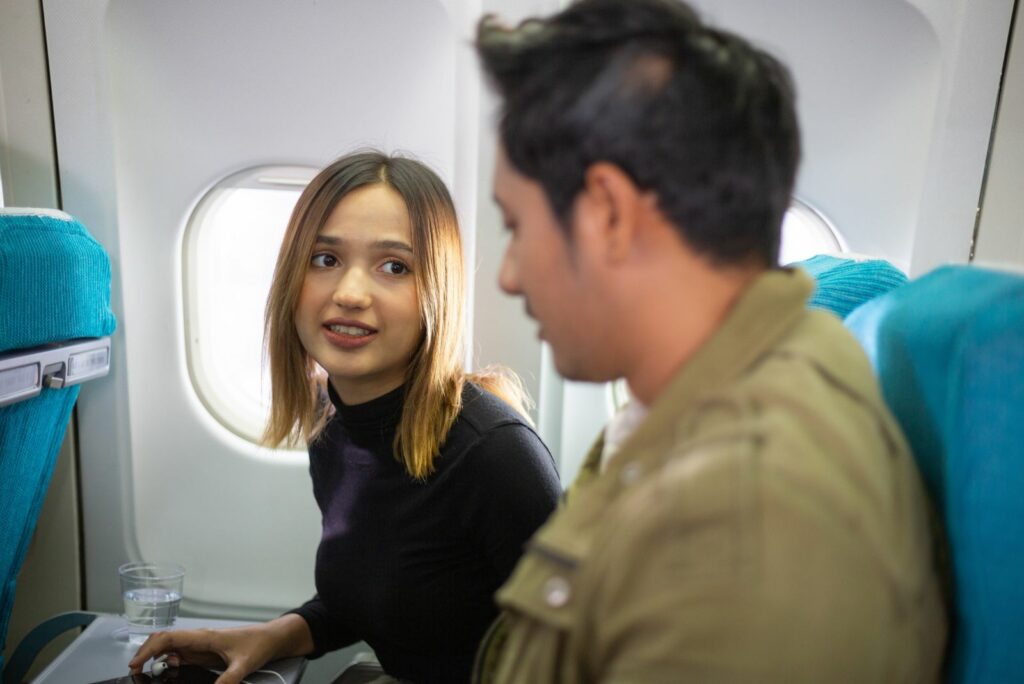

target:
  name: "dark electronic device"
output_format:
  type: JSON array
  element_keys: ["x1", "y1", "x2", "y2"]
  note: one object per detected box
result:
[{"x1": 86, "y1": 664, "x2": 219, "y2": 684}]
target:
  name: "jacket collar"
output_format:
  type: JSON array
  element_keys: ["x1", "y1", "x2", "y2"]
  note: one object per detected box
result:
[
  {"x1": 620, "y1": 267, "x2": 813, "y2": 456},
  {"x1": 563, "y1": 268, "x2": 813, "y2": 514}
]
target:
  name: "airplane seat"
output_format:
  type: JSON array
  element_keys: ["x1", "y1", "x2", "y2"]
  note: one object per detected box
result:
[
  {"x1": 795, "y1": 253, "x2": 909, "y2": 319},
  {"x1": 0, "y1": 209, "x2": 116, "y2": 679},
  {"x1": 844, "y1": 264, "x2": 1024, "y2": 683}
]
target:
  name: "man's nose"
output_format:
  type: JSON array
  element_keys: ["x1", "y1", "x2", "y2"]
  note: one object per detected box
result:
[{"x1": 498, "y1": 246, "x2": 521, "y2": 295}]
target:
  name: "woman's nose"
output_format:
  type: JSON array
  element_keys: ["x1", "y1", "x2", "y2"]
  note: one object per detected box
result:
[{"x1": 331, "y1": 268, "x2": 372, "y2": 309}]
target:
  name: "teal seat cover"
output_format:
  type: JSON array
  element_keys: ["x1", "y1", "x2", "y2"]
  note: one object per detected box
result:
[
  {"x1": 796, "y1": 254, "x2": 908, "y2": 319},
  {"x1": 0, "y1": 211, "x2": 116, "y2": 352},
  {"x1": 0, "y1": 210, "x2": 116, "y2": 671},
  {"x1": 846, "y1": 265, "x2": 1024, "y2": 683}
]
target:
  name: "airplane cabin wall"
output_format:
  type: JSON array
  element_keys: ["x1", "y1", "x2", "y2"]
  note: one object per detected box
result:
[
  {"x1": 49, "y1": 0, "x2": 443, "y2": 618},
  {"x1": 0, "y1": 0, "x2": 1020, "y2": 674},
  {"x1": 976, "y1": 1, "x2": 1024, "y2": 269}
]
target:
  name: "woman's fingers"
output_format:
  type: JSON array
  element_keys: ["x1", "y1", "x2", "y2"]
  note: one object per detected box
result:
[
  {"x1": 128, "y1": 631, "x2": 176, "y2": 672},
  {"x1": 127, "y1": 624, "x2": 277, "y2": 683},
  {"x1": 127, "y1": 629, "x2": 221, "y2": 673}
]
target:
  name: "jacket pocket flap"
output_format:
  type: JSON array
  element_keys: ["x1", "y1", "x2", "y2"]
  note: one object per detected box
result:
[{"x1": 496, "y1": 540, "x2": 581, "y2": 630}]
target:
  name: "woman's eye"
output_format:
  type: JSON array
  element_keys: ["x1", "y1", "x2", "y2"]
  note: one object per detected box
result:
[
  {"x1": 311, "y1": 253, "x2": 338, "y2": 268},
  {"x1": 382, "y1": 260, "x2": 410, "y2": 276}
]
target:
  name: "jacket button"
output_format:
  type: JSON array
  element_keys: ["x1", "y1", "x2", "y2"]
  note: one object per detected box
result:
[{"x1": 543, "y1": 576, "x2": 571, "y2": 607}]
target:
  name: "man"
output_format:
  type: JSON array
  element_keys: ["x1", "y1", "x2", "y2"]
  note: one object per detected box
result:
[{"x1": 474, "y1": 0, "x2": 947, "y2": 681}]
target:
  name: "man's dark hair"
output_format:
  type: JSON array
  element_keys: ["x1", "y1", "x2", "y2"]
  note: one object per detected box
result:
[{"x1": 476, "y1": 0, "x2": 801, "y2": 267}]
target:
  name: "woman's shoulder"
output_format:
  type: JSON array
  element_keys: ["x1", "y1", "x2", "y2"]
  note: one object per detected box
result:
[
  {"x1": 441, "y1": 381, "x2": 550, "y2": 466},
  {"x1": 442, "y1": 382, "x2": 558, "y2": 485},
  {"x1": 456, "y1": 381, "x2": 533, "y2": 437}
]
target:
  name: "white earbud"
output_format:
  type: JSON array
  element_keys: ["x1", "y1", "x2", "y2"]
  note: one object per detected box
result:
[{"x1": 152, "y1": 659, "x2": 169, "y2": 676}]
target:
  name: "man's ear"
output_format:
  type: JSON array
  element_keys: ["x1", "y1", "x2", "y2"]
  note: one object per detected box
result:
[{"x1": 576, "y1": 162, "x2": 643, "y2": 264}]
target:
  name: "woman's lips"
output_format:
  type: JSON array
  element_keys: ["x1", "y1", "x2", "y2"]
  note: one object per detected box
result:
[{"x1": 322, "y1": 322, "x2": 377, "y2": 349}]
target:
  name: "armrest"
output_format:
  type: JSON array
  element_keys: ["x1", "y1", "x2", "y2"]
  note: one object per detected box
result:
[{"x1": 3, "y1": 611, "x2": 99, "y2": 684}]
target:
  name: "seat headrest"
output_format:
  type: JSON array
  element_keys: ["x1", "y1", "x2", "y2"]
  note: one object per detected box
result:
[
  {"x1": 795, "y1": 254, "x2": 908, "y2": 319},
  {"x1": 0, "y1": 209, "x2": 117, "y2": 353}
]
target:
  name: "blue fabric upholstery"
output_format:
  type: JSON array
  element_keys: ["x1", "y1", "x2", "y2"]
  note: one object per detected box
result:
[
  {"x1": 845, "y1": 265, "x2": 1024, "y2": 683},
  {"x1": 796, "y1": 254, "x2": 908, "y2": 319},
  {"x1": 0, "y1": 210, "x2": 116, "y2": 352},
  {"x1": 0, "y1": 210, "x2": 116, "y2": 673}
]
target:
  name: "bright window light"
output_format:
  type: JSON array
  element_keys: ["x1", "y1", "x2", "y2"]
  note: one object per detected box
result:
[
  {"x1": 779, "y1": 197, "x2": 846, "y2": 265},
  {"x1": 183, "y1": 166, "x2": 316, "y2": 445}
]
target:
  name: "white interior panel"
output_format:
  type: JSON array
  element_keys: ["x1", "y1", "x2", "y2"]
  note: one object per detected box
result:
[
  {"x1": 687, "y1": 0, "x2": 1012, "y2": 273},
  {"x1": 470, "y1": 0, "x2": 567, "y2": 426},
  {"x1": 975, "y1": 2, "x2": 1024, "y2": 269},
  {"x1": 47, "y1": 0, "x2": 465, "y2": 616}
]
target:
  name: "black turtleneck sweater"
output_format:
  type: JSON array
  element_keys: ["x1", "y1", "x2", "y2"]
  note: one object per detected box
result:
[{"x1": 289, "y1": 382, "x2": 561, "y2": 684}]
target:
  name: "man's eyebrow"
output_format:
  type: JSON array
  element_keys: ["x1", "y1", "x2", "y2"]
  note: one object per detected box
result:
[{"x1": 314, "y1": 235, "x2": 413, "y2": 253}]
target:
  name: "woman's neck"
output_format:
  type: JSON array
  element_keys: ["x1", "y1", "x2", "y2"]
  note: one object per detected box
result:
[
  {"x1": 328, "y1": 375, "x2": 405, "y2": 406},
  {"x1": 327, "y1": 381, "x2": 405, "y2": 436}
]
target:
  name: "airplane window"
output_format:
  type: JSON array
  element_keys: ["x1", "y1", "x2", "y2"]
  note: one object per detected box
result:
[
  {"x1": 779, "y1": 197, "x2": 846, "y2": 265},
  {"x1": 183, "y1": 166, "x2": 316, "y2": 446}
]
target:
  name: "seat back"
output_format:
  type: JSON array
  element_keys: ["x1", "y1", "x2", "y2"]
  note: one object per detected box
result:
[
  {"x1": 845, "y1": 265, "x2": 1024, "y2": 683},
  {"x1": 0, "y1": 209, "x2": 116, "y2": 671}
]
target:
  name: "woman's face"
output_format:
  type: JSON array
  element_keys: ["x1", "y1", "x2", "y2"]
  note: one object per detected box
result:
[{"x1": 294, "y1": 184, "x2": 422, "y2": 405}]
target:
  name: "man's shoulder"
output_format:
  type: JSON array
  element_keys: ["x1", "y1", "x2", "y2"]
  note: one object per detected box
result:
[
  {"x1": 597, "y1": 306, "x2": 914, "y2": 555},
  {"x1": 754, "y1": 306, "x2": 881, "y2": 397},
  {"x1": 594, "y1": 309, "x2": 929, "y2": 592},
  {"x1": 685, "y1": 307, "x2": 899, "y2": 453}
]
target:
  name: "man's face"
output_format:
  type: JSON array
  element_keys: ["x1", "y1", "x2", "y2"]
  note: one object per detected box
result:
[{"x1": 492, "y1": 145, "x2": 612, "y2": 382}]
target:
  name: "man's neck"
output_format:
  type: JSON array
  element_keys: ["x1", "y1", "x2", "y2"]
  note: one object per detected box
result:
[{"x1": 623, "y1": 259, "x2": 763, "y2": 405}]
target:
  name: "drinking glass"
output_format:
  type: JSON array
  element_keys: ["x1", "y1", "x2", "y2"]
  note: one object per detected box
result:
[{"x1": 118, "y1": 562, "x2": 185, "y2": 646}]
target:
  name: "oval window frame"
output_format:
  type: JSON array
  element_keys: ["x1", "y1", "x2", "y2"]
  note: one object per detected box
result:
[
  {"x1": 181, "y1": 164, "x2": 317, "y2": 446},
  {"x1": 779, "y1": 196, "x2": 848, "y2": 264}
]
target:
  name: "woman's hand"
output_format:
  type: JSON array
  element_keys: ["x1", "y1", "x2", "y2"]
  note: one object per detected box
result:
[{"x1": 127, "y1": 614, "x2": 314, "y2": 684}]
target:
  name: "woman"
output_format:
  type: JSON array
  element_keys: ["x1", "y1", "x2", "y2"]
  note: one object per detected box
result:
[{"x1": 129, "y1": 152, "x2": 561, "y2": 684}]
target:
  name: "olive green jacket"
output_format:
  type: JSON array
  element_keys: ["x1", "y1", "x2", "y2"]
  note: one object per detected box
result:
[{"x1": 475, "y1": 269, "x2": 947, "y2": 683}]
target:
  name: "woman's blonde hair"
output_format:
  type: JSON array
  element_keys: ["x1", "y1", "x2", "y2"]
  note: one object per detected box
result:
[{"x1": 263, "y1": 151, "x2": 531, "y2": 479}]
